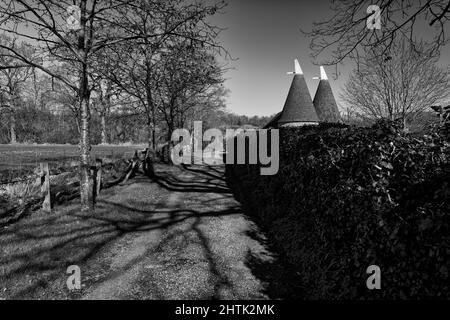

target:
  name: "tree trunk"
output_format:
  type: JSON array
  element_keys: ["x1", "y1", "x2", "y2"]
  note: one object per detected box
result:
[
  {"x1": 151, "y1": 115, "x2": 156, "y2": 153},
  {"x1": 10, "y1": 111, "x2": 16, "y2": 144},
  {"x1": 73, "y1": 113, "x2": 81, "y2": 135},
  {"x1": 79, "y1": 92, "x2": 93, "y2": 212},
  {"x1": 167, "y1": 124, "x2": 174, "y2": 165},
  {"x1": 152, "y1": 127, "x2": 156, "y2": 152},
  {"x1": 144, "y1": 58, "x2": 156, "y2": 153},
  {"x1": 100, "y1": 81, "x2": 111, "y2": 145},
  {"x1": 78, "y1": 0, "x2": 92, "y2": 212},
  {"x1": 147, "y1": 121, "x2": 153, "y2": 150},
  {"x1": 146, "y1": 118, "x2": 156, "y2": 154},
  {"x1": 101, "y1": 113, "x2": 107, "y2": 144}
]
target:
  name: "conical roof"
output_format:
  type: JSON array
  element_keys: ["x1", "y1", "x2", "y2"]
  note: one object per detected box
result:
[
  {"x1": 278, "y1": 62, "x2": 319, "y2": 125},
  {"x1": 263, "y1": 112, "x2": 281, "y2": 129},
  {"x1": 313, "y1": 67, "x2": 341, "y2": 123}
]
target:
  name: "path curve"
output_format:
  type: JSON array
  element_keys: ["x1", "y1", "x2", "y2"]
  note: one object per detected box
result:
[{"x1": 82, "y1": 164, "x2": 278, "y2": 300}]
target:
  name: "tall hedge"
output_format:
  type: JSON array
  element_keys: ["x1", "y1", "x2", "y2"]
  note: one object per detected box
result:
[{"x1": 226, "y1": 121, "x2": 450, "y2": 299}]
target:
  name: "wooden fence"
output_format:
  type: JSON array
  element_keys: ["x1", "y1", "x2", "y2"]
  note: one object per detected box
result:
[{"x1": 32, "y1": 148, "x2": 152, "y2": 212}]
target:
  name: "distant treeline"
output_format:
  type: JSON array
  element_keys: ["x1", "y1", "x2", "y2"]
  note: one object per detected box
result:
[{"x1": 0, "y1": 103, "x2": 274, "y2": 145}]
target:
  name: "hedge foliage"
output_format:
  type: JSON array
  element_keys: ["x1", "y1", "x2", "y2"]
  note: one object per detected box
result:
[{"x1": 226, "y1": 121, "x2": 450, "y2": 299}]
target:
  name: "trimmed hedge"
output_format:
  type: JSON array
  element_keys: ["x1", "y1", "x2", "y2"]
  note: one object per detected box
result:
[{"x1": 226, "y1": 121, "x2": 450, "y2": 299}]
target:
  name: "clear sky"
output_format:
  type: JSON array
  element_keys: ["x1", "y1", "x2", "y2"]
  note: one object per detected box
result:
[
  {"x1": 211, "y1": 0, "x2": 450, "y2": 117},
  {"x1": 211, "y1": 0, "x2": 350, "y2": 117}
]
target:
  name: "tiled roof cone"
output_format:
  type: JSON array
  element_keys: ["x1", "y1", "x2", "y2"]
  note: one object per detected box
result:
[
  {"x1": 313, "y1": 66, "x2": 342, "y2": 123},
  {"x1": 277, "y1": 59, "x2": 319, "y2": 126}
]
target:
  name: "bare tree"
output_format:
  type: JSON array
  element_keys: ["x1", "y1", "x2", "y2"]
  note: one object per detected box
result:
[
  {"x1": 183, "y1": 84, "x2": 229, "y2": 130},
  {"x1": 0, "y1": 0, "x2": 226, "y2": 211},
  {"x1": 107, "y1": 0, "x2": 227, "y2": 152},
  {"x1": 0, "y1": 0, "x2": 134, "y2": 210},
  {"x1": 303, "y1": 0, "x2": 450, "y2": 65},
  {"x1": 154, "y1": 42, "x2": 224, "y2": 143},
  {"x1": 96, "y1": 79, "x2": 113, "y2": 145},
  {"x1": 0, "y1": 35, "x2": 34, "y2": 144},
  {"x1": 22, "y1": 72, "x2": 54, "y2": 111},
  {"x1": 90, "y1": 55, "x2": 119, "y2": 145},
  {"x1": 341, "y1": 40, "x2": 450, "y2": 127}
]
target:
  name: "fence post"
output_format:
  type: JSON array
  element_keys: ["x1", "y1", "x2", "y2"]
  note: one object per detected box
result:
[
  {"x1": 143, "y1": 148, "x2": 155, "y2": 178},
  {"x1": 95, "y1": 158, "x2": 102, "y2": 197},
  {"x1": 40, "y1": 162, "x2": 51, "y2": 213}
]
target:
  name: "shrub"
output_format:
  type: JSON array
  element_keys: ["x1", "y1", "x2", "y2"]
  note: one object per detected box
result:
[{"x1": 226, "y1": 121, "x2": 450, "y2": 299}]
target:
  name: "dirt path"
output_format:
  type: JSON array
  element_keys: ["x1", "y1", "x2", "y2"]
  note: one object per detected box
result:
[
  {"x1": 83, "y1": 165, "x2": 276, "y2": 300},
  {"x1": 0, "y1": 164, "x2": 301, "y2": 300}
]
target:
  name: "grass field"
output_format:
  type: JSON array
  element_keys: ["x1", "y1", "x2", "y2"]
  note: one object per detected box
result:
[{"x1": 0, "y1": 144, "x2": 145, "y2": 173}]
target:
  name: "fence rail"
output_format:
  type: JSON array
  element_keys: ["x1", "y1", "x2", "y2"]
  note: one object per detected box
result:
[
  {"x1": 0, "y1": 176, "x2": 40, "y2": 186},
  {"x1": 1, "y1": 148, "x2": 152, "y2": 215}
]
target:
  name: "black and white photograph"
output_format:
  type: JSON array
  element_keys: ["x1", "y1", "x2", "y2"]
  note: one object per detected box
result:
[{"x1": 0, "y1": 0, "x2": 449, "y2": 312}]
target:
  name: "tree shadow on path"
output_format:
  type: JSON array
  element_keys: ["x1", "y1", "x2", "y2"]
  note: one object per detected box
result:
[{"x1": 0, "y1": 163, "x2": 305, "y2": 300}]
